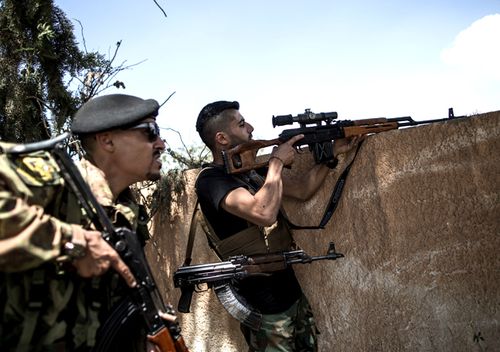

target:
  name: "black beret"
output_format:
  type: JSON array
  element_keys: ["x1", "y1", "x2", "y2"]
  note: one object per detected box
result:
[
  {"x1": 71, "y1": 94, "x2": 159, "y2": 134},
  {"x1": 196, "y1": 100, "x2": 239, "y2": 133}
]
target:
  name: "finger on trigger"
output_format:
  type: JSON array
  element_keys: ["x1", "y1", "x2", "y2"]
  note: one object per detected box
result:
[
  {"x1": 159, "y1": 311, "x2": 178, "y2": 323},
  {"x1": 288, "y1": 134, "x2": 304, "y2": 145},
  {"x1": 113, "y1": 257, "x2": 137, "y2": 287}
]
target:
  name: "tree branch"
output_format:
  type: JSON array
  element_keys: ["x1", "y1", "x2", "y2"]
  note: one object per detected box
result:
[{"x1": 152, "y1": 0, "x2": 168, "y2": 18}]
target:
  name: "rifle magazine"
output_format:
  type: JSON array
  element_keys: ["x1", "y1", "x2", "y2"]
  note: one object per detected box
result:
[
  {"x1": 214, "y1": 283, "x2": 262, "y2": 330},
  {"x1": 92, "y1": 298, "x2": 141, "y2": 351}
]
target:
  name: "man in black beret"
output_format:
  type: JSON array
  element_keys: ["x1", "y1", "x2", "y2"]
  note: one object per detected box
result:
[
  {"x1": 194, "y1": 100, "x2": 360, "y2": 351},
  {"x1": 0, "y1": 93, "x2": 167, "y2": 351},
  {"x1": 72, "y1": 94, "x2": 168, "y2": 349},
  {"x1": 73, "y1": 94, "x2": 165, "y2": 185}
]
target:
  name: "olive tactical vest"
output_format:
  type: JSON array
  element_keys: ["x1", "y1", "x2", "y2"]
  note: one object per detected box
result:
[{"x1": 198, "y1": 168, "x2": 295, "y2": 261}]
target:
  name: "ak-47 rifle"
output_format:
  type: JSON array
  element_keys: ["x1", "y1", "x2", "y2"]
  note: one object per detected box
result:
[
  {"x1": 223, "y1": 108, "x2": 461, "y2": 174},
  {"x1": 9, "y1": 133, "x2": 189, "y2": 352},
  {"x1": 174, "y1": 242, "x2": 343, "y2": 319}
]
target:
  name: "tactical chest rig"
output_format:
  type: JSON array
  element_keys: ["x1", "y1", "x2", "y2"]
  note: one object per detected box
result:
[
  {"x1": 199, "y1": 168, "x2": 294, "y2": 260},
  {"x1": 184, "y1": 167, "x2": 307, "y2": 329},
  {"x1": 183, "y1": 148, "x2": 360, "y2": 328}
]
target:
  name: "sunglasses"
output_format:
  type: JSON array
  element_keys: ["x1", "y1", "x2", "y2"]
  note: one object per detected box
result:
[{"x1": 127, "y1": 122, "x2": 161, "y2": 142}]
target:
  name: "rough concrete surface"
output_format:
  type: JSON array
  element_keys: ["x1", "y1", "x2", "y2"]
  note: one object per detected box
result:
[{"x1": 145, "y1": 111, "x2": 500, "y2": 351}]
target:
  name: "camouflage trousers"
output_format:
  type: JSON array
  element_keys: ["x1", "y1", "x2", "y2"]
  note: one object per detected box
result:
[{"x1": 240, "y1": 294, "x2": 318, "y2": 352}]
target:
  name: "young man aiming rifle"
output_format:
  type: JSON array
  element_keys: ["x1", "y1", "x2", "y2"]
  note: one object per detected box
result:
[{"x1": 194, "y1": 100, "x2": 360, "y2": 351}]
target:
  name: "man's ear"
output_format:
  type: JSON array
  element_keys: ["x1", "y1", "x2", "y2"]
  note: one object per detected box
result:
[
  {"x1": 94, "y1": 132, "x2": 115, "y2": 152},
  {"x1": 215, "y1": 131, "x2": 230, "y2": 147}
]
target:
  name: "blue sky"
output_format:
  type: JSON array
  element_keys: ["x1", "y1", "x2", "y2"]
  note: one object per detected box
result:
[{"x1": 57, "y1": 1, "x2": 500, "y2": 150}]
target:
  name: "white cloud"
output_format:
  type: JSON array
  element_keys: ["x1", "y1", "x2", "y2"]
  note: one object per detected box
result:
[{"x1": 441, "y1": 14, "x2": 500, "y2": 80}]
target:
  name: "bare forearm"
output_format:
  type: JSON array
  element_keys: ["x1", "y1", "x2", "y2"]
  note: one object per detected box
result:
[
  {"x1": 252, "y1": 158, "x2": 284, "y2": 224},
  {"x1": 283, "y1": 163, "x2": 330, "y2": 201},
  {"x1": 222, "y1": 158, "x2": 284, "y2": 226}
]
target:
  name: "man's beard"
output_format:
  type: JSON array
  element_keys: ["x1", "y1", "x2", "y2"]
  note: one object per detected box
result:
[
  {"x1": 229, "y1": 135, "x2": 252, "y2": 149},
  {"x1": 146, "y1": 172, "x2": 161, "y2": 181}
]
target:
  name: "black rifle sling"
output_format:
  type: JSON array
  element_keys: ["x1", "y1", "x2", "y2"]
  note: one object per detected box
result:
[
  {"x1": 183, "y1": 199, "x2": 199, "y2": 266},
  {"x1": 184, "y1": 167, "x2": 224, "y2": 267},
  {"x1": 285, "y1": 140, "x2": 363, "y2": 230}
]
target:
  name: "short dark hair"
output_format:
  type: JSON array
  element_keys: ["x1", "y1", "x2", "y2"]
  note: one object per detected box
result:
[
  {"x1": 196, "y1": 101, "x2": 239, "y2": 149},
  {"x1": 79, "y1": 134, "x2": 96, "y2": 155}
]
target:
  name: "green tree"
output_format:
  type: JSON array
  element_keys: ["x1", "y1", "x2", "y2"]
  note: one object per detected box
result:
[
  {"x1": 0, "y1": 0, "x2": 125, "y2": 142},
  {"x1": 136, "y1": 128, "x2": 210, "y2": 219},
  {"x1": 0, "y1": 0, "x2": 206, "y2": 218}
]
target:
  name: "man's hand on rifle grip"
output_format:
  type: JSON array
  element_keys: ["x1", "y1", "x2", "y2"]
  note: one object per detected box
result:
[
  {"x1": 270, "y1": 134, "x2": 304, "y2": 167},
  {"x1": 72, "y1": 228, "x2": 137, "y2": 287}
]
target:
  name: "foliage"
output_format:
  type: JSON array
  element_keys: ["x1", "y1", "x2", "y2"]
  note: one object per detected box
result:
[
  {"x1": 0, "y1": 0, "x2": 130, "y2": 143},
  {"x1": 0, "y1": 0, "x2": 206, "y2": 219},
  {"x1": 162, "y1": 127, "x2": 210, "y2": 170},
  {"x1": 142, "y1": 129, "x2": 210, "y2": 219}
]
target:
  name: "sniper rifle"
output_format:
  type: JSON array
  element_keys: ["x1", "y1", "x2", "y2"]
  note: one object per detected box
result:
[{"x1": 223, "y1": 108, "x2": 461, "y2": 174}]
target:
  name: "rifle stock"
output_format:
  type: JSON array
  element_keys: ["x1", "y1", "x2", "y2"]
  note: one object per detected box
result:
[
  {"x1": 148, "y1": 327, "x2": 189, "y2": 352},
  {"x1": 222, "y1": 138, "x2": 281, "y2": 174},
  {"x1": 147, "y1": 328, "x2": 176, "y2": 351}
]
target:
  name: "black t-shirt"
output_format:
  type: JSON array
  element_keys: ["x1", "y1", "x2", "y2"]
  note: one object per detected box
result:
[
  {"x1": 195, "y1": 165, "x2": 302, "y2": 314},
  {"x1": 196, "y1": 165, "x2": 252, "y2": 240}
]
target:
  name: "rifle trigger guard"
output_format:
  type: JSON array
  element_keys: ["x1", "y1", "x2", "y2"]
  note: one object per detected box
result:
[
  {"x1": 295, "y1": 145, "x2": 305, "y2": 154},
  {"x1": 195, "y1": 283, "x2": 209, "y2": 293}
]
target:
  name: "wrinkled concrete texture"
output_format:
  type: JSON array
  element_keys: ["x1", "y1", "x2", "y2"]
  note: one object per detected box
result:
[{"x1": 145, "y1": 111, "x2": 500, "y2": 351}]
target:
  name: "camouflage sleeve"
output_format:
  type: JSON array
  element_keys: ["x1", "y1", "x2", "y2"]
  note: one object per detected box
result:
[{"x1": 0, "y1": 181, "x2": 73, "y2": 272}]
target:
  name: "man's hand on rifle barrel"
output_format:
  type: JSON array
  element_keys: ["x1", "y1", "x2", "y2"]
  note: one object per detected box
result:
[
  {"x1": 333, "y1": 135, "x2": 364, "y2": 158},
  {"x1": 71, "y1": 226, "x2": 137, "y2": 287}
]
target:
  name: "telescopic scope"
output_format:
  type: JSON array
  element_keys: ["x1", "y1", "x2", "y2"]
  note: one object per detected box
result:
[{"x1": 272, "y1": 109, "x2": 338, "y2": 127}]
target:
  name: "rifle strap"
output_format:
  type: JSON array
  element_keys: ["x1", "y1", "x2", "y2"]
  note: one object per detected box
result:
[
  {"x1": 185, "y1": 196, "x2": 231, "y2": 263},
  {"x1": 183, "y1": 199, "x2": 199, "y2": 266},
  {"x1": 184, "y1": 167, "x2": 224, "y2": 266},
  {"x1": 16, "y1": 269, "x2": 45, "y2": 351},
  {"x1": 184, "y1": 199, "x2": 212, "y2": 265},
  {"x1": 285, "y1": 140, "x2": 363, "y2": 230}
]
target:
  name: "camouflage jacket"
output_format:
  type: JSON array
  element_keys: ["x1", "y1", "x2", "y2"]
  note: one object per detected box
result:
[{"x1": 0, "y1": 142, "x2": 151, "y2": 351}]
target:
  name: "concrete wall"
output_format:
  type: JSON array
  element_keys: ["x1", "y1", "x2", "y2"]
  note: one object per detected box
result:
[{"x1": 145, "y1": 111, "x2": 500, "y2": 351}]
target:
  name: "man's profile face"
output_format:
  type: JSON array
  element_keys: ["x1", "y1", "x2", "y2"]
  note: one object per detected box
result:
[
  {"x1": 224, "y1": 109, "x2": 254, "y2": 147},
  {"x1": 111, "y1": 117, "x2": 165, "y2": 183}
]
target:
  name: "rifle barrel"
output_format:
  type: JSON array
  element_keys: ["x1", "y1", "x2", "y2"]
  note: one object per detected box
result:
[
  {"x1": 7, "y1": 132, "x2": 70, "y2": 154},
  {"x1": 396, "y1": 116, "x2": 456, "y2": 128},
  {"x1": 52, "y1": 145, "x2": 116, "y2": 235}
]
